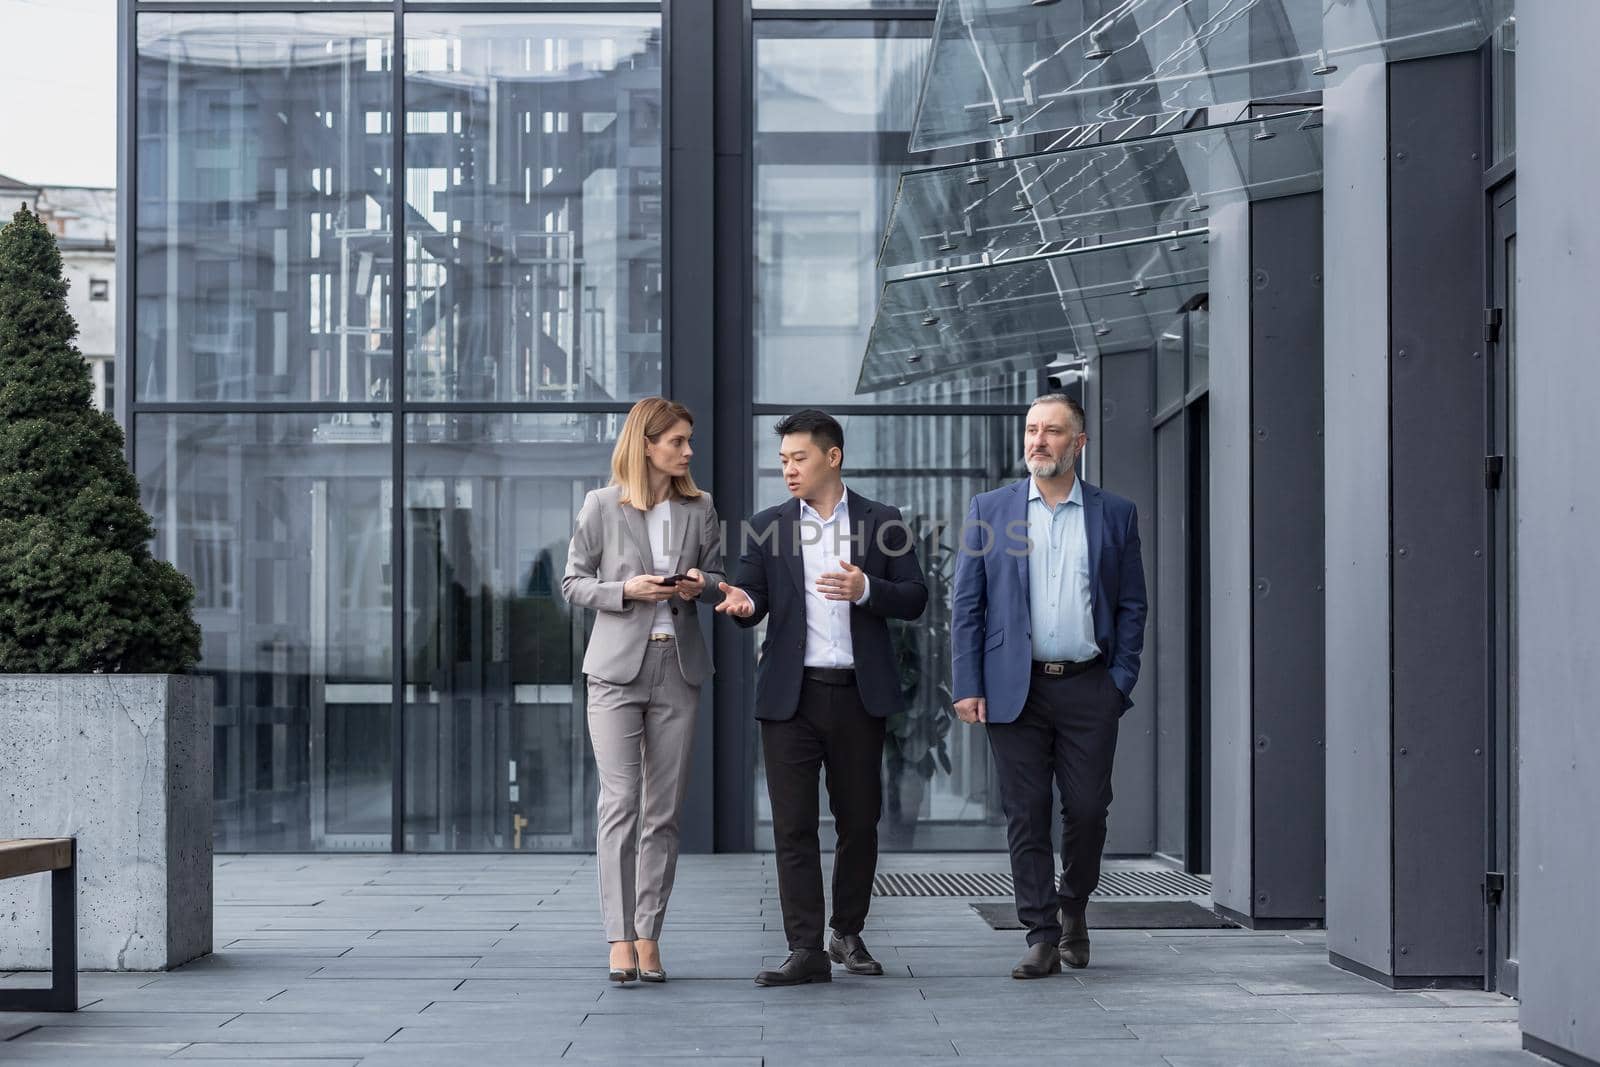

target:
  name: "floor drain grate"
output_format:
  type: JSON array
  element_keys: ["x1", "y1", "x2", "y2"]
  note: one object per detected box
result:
[{"x1": 872, "y1": 870, "x2": 1211, "y2": 898}]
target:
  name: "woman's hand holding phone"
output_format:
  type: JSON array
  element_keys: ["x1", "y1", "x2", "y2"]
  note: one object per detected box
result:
[
  {"x1": 623, "y1": 574, "x2": 678, "y2": 602},
  {"x1": 672, "y1": 568, "x2": 705, "y2": 600}
]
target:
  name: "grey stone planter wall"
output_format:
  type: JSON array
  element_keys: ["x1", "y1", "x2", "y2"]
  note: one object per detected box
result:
[{"x1": 1, "y1": 674, "x2": 213, "y2": 971}]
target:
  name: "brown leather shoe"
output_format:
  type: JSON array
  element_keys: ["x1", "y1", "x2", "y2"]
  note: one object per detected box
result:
[
  {"x1": 1059, "y1": 909, "x2": 1091, "y2": 969},
  {"x1": 1011, "y1": 942, "x2": 1062, "y2": 979},
  {"x1": 827, "y1": 932, "x2": 884, "y2": 976}
]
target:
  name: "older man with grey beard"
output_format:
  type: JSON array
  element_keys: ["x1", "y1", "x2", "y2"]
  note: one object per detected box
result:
[{"x1": 949, "y1": 393, "x2": 1148, "y2": 979}]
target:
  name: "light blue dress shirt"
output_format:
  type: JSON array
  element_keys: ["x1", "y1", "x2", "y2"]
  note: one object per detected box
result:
[{"x1": 1027, "y1": 477, "x2": 1100, "y2": 663}]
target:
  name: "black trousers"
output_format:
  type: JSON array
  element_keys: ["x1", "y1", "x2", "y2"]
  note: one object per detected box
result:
[
  {"x1": 985, "y1": 662, "x2": 1123, "y2": 946},
  {"x1": 760, "y1": 677, "x2": 886, "y2": 951}
]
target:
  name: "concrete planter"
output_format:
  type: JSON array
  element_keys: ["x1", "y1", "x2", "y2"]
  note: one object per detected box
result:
[{"x1": 0, "y1": 674, "x2": 213, "y2": 970}]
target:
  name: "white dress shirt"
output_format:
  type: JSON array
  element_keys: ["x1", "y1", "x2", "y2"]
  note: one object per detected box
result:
[
  {"x1": 645, "y1": 498, "x2": 676, "y2": 636},
  {"x1": 798, "y1": 487, "x2": 871, "y2": 669}
]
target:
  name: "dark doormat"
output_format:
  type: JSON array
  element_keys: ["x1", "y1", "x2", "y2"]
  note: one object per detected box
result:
[{"x1": 970, "y1": 900, "x2": 1239, "y2": 930}]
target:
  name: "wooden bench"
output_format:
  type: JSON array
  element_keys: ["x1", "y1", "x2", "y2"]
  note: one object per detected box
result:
[{"x1": 0, "y1": 839, "x2": 77, "y2": 1012}]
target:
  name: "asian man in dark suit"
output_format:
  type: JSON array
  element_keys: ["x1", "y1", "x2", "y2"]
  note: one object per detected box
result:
[{"x1": 717, "y1": 409, "x2": 928, "y2": 987}]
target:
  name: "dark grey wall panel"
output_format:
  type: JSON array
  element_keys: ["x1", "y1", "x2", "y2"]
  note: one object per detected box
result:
[
  {"x1": 1516, "y1": 3, "x2": 1600, "y2": 1059},
  {"x1": 1249, "y1": 192, "x2": 1326, "y2": 922},
  {"x1": 1154, "y1": 414, "x2": 1189, "y2": 859},
  {"x1": 1388, "y1": 52, "x2": 1487, "y2": 980},
  {"x1": 700, "y1": 0, "x2": 755, "y2": 851},
  {"x1": 1097, "y1": 348, "x2": 1156, "y2": 855}
]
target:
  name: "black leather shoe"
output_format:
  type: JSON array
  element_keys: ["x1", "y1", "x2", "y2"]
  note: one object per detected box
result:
[
  {"x1": 1011, "y1": 942, "x2": 1062, "y2": 979},
  {"x1": 754, "y1": 949, "x2": 833, "y2": 987},
  {"x1": 827, "y1": 932, "x2": 884, "y2": 976},
  {"x1": 1059, "y1": 909, "x2": 1091, "y2": 970}
]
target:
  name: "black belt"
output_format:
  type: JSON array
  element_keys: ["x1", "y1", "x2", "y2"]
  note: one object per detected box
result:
[
  {"x1": 802, "y1": 666, "x2": 856, "y2": 686},
  {"x1": 1031, "y1": 655, "x2": 1102, "y2": 678}
]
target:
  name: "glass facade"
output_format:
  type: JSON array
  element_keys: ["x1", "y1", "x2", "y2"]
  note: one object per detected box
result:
[
  {"x1": 753, "y1": 19, "x2": 1035, "y2": 407},
  {"x1": 137, "y1": 412, "x2": 395, "y2": 851},
  {"x1": 132, "y1": 5, "x2": 661, "y2": 852},
  {"x1": 135, "y1": 14, "x2": 396, "y2": 404},
  {"x1": 403, "y1": 16, "x2": 663, "y2": 403},
  {"x1": 129, "y1": 1, "x2": 1027, "y2": 854},
  {"x1": 401, "y1": 412, "x2": 615, "y2": 851}
]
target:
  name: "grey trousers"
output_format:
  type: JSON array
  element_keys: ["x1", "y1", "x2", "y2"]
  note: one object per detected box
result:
[{"x1": 585, "y1": 638, "x2": 699, "y2": 942}]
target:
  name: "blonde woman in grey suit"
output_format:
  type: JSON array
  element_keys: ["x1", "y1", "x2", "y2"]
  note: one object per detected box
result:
[{"x1": 562, "y1": 397, "x2": 725, "y2": 984}]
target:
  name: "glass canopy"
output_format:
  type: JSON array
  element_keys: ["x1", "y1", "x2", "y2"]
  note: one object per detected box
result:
[
  {"x1": 909, "y1": 0, "x2": 1510, "y2": 151},
  {"x1": 858, "y1": 230, "x2": 1207, "y2": 393},
  {"x1": 879, "y1": 107, "x2": 1320, "y2": 268}
]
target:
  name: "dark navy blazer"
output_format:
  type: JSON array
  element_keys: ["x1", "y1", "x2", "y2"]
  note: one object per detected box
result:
[
  {"x1": 950, "y1": 477, "x2": 1148, "y2": 723},
  {"x1": 730, "y1": 489, "x2": 928, "y2": 722}
]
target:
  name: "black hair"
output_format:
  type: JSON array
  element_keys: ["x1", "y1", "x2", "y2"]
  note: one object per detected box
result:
[{"x1": 773, "y1": 408, "x2": 845, "y2": 459}]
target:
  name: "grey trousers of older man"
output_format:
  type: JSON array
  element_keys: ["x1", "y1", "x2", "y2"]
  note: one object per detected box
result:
[{"x1": 585, "y1": 638, "x2": 700, "y2": 943}]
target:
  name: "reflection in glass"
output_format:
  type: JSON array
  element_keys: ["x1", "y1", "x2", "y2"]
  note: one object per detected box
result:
[
  {"x1": 1188, "y1": 306, "x2": 1209, "y2": 394},
  {"x1": 879, "y1": 109, "x2": 1323, "y2": 268},
  {"x1": 751, "y1": 414, "x2": 1030, "y2": 851},
  {"x1": 909, "y1": 0, "x2": 1509, "y2": 152},
  {"x1": 756, "y1": 0, "x2": 936, "y2": 8},
  {"x1": 1155, "y1": 315, "x2": 1186, "y2": 414},
  {"x1": 861, "y1": 232, "x2": 1209, "y2": 394},
  {"x1": 138, "y1": 413, "x2": 395, "y2": 851},
  {"x1": 403, "y1": 16, "x2": 663, "y2": 403},
  {"x1": 402, "y1": 412, "x2": 620, "y2": 851},
  {"x1": 754, "y1": 20, "x2": 1036, "y2": 405},
  {"x1": 135, "y1": 14, "x2": 395, "y2": 403}
]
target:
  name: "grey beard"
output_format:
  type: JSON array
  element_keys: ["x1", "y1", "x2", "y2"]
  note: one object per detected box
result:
[{"x1": 1024, "y1": 453, "x2": 1074, "y2": 479}]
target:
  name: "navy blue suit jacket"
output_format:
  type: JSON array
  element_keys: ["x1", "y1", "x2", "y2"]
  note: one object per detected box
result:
[
  {"x1": 730, "y1": 490, "x2": 929, "y2": 722},
  {"x1": 950, "y1": 478, "x2": 1148, "y2": 723}
]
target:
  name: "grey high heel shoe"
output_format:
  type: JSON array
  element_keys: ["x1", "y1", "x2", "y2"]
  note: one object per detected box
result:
[
  {"x1": 608, "y1": 944, "x2": 639, "y2": 984},
  {"x1": 636, "y1": 940, "x2": 666, "y2": 983}
]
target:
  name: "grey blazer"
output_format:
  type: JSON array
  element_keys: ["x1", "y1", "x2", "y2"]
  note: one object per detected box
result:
[{"x1": 561, "y1": 485, "x2": 726, "y2": 686}]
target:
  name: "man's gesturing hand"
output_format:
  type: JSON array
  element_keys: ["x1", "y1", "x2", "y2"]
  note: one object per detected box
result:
[
  {"x1": 953, "y1": 697, "x2": 987, "y2": 724},
  {"x1": 715, "y1": 582, "x2": 755, "y2": 617},
  {"x1": 817, "y1": 559, "x2": 866, "y2": 602}
]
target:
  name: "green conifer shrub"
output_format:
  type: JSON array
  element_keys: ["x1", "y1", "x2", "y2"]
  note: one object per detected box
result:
[{"x1": 0, "y1": 205, "x2": 201, "y2": 673}]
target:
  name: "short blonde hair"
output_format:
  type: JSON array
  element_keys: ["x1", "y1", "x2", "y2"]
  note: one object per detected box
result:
[{"x1": 612, "y1": 397, "x2": 703, "y2": 510}]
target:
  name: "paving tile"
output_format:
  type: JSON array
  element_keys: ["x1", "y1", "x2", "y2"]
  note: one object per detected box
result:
[
  {"x1": 0, "y1": 853, "x2": 1537, "y2": 1065},
  {"x1": 170, "y1": 1045, "x2": 386, "y2": 1060}
]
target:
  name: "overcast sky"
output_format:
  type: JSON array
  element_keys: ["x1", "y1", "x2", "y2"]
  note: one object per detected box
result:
[{"x1": 0, "y1": 0, "x2": 118, "y2": 188}]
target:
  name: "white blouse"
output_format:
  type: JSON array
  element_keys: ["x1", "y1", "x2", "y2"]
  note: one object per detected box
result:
[{"x1": 645, "y1": 498, "x2": 676, "y2": 636}]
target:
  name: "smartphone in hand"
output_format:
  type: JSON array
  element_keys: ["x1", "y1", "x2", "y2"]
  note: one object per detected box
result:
[{"x1": 658, "y1": 573, "x2": 691, "y2": 586}]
